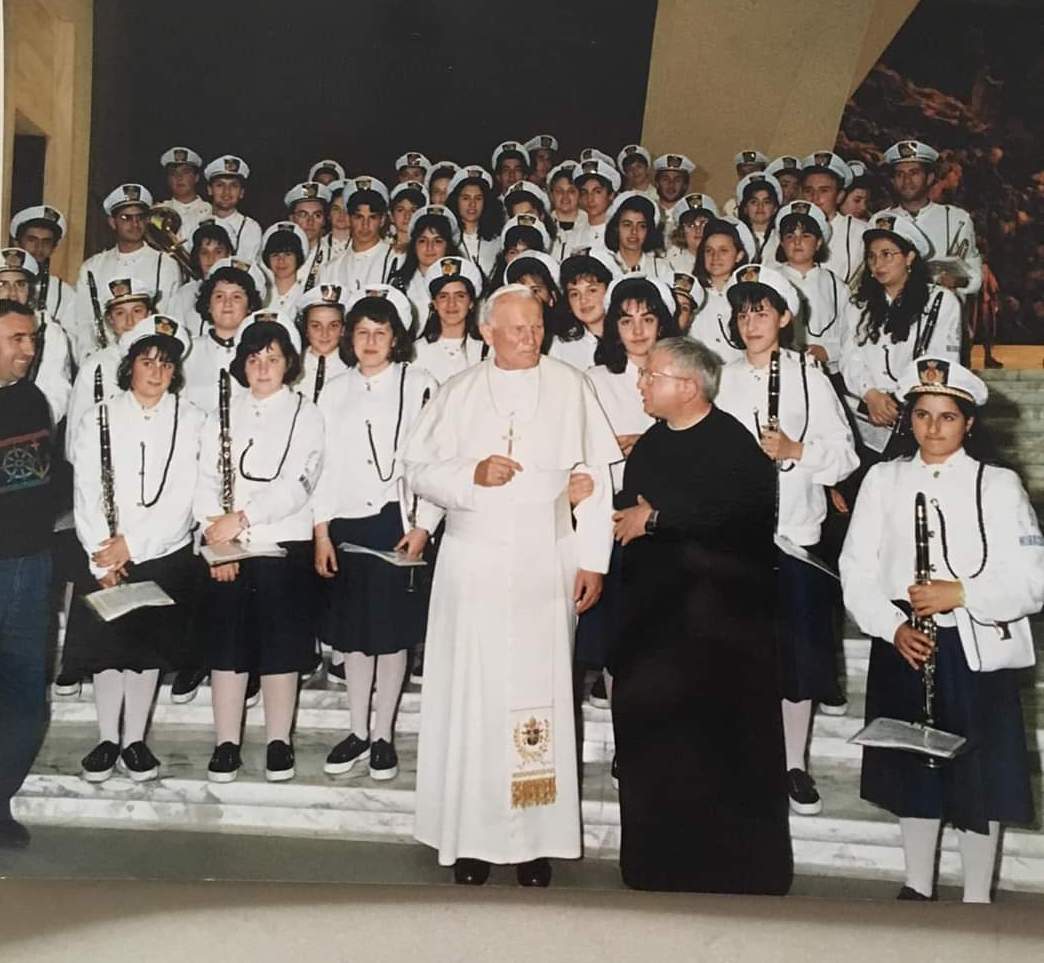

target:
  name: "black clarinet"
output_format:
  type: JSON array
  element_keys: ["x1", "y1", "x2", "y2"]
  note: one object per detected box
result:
[
  {"x1": 87, "y1": 270, "x2": 108, "y2": 349},
  {"x1": 406, "y1": 386, "x2": 432, "y2": 593},
  {"x1": 218, "y1": 369, "x2": 235, "y2": 515},
  {"x1": 93, "y1": 364, "x2": 104, "y2": 403},
  {"x1": 913, "y1": 291, "x2": 944, "y2": 357},
  {"x1": 303, "y1": 239, "x2": 325, "y2": 293},
  {"x1": 767, "y1": 350, "x2": 782, "y2": 530},
  {"x1": 37, "y1": 260, "x2": 51, "y2": 319},
  {"x1": 313, "y1": 354, "x2": 326, "y2": 404},
  {"x1": 98, "y1": 400, "x2": 118, "y2": 539},
  {"x1": 913, "y1": 491, "x2": 942, "y2": 769}
]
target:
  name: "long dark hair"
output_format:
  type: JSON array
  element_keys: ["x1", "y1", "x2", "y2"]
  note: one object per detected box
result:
[
  {"x1": 886, "y1": 394, "x2": 1005, "y2": 467},
  {"x1": 116, "y1": 336, "x2": 186, "y2": 393},
  {"x1": 484, "y1": 225, "x2": 548, "y2": 297},
  {"x1": 420, "y1": 277, "x2": 481, "y2": 343},
  {"x1": 604, "y1": 194, "x2": 664, "y2": 254},
  {"x1": 737, "y1": 179, "x2": 779, "y2": 237},
  {"x1": 852, "y1": 238, "x2": 931, "y2": 346},
  {"x1": 340, "y1": 296, "x2": 415, "y2": 366},
  {"x1": 726, "y1": 284, "x2": 794, "y2": 350},
  {"x1": 694, "y1": 219, "x2": 749, "y2": 287},
  {"x1": 389, "y1": 216, "x2": 462, "y2": 291},
  {"x1": 447, "y1": 177, "x2": 504, "y2": 242},
  {"x1": 594, "y1": 277, "x2": 679, "y2": 374}
]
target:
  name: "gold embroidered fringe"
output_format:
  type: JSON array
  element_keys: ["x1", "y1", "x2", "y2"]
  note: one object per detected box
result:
[{"x1": 511, "y1": 774, "x2": 557, "y2": 809}]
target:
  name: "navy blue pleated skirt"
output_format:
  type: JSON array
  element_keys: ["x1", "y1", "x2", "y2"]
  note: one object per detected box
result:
[
  {"x1": 861, "y1": 615, "x2": 1034, "y2": 834},
  {"x1": 326, "y1": 502, "x2": 428, "y2": 656},
  {"x1": 575, "y1": 540, "x2": 623, "y2": 669},
  {"x1": 776, "y1": 550, "x2": 838, "y2": 702},
  {"x1": 200, "y1": 540, "x2": 318, "y2": 675}
]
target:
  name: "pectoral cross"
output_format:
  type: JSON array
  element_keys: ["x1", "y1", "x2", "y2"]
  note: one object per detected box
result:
[{"x1": 503, "y1": 414, "x2": 518, "y2": 457}]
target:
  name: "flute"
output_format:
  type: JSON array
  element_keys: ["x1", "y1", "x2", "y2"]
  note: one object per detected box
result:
[
  {"x1": 87, "y1": 270, "x2": 108, "y2": 349},
  {"x1": 218, "y1": 369, "x2": 235, "y2": 515}
]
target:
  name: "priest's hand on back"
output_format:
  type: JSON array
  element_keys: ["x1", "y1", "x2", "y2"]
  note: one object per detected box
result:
[
  {"x1": 474, "y1": 454, "x2": 523, "y2": 487},
  {"x1": 613, "y1": 495, "x2": 654, "y2": 545}
]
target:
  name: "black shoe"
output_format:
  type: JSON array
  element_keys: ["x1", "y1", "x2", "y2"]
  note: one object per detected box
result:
[
  {"x1": 324, "y1": 734, "x2": 370, "y2": 775},
  {"x1": 53, "y1": 668, "x2": 82, "y2": 697},
  {"x1": 516, "y1": 857, "x2": 552, "y2": 887},
  {"x1": 369, "y1": 739, "x2": 399, "y2": 781},
  {"x1": 819, "y1": 694, "x2": 848, "y2": 717},
  {"x1": 897, "y1": 885, "x2": 936, "y2": 901},
  {"x1": 81, "y1": 740, "x2": 120, "y2": 783},
  {"x1": 984, "y1": 355, "x2": 1003, "y2": 369},
  {"x1": 409, "y1": 650, "x2": 424, "y2": 685},
  {"x1": 588, "y1": 673, "x2": 610, "y2": 709},
  {"x1": 171, "y1": 669, "x2": 207, "y2": 704},
  {"x1": 119, "y1": 741, "x2": 160, "y2": 782},
  {"x1": 327, "y1": 660, "x2": 346, "y2": 682},
  {"x1": 0, "y1": 818, "x2": 31, "y2": 849},
  {"x1": 787, "y1": 768, "x2": 822, "y2": 815},
  {"x1": 245, "y1": 674, "x2": 261, "y2": 708},
  {"x1": 207, "y1": 742, "x2": 242, "y2": 783},
  {"x1": 453, "y1": 858, "x2": 490, "y2": 885},
  {"x1": 610, "y1": 755, "x2": 619, "y2": 791},
  {"x1": 266, "y1": 740, "x2": 295, "y2": 782}
]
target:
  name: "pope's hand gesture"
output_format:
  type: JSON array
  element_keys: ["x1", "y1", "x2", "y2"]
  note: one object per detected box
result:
[{"x1": 474, "y1": 455, "x2": 523, "y2": 487}]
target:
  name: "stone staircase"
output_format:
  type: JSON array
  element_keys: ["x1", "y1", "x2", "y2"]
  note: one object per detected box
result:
[{"x1": 13, "y1": 366, "x2": 1044, "y2": 892}]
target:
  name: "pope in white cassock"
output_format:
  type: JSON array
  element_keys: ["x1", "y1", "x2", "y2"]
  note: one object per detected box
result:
[{"x1": 404, "y1": 285, "x2": 619, "y2": 887}]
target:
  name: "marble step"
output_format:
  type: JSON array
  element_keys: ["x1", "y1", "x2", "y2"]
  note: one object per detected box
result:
[{"x1": 15, "y1": 726, "x2": 1044, "y2": 893}]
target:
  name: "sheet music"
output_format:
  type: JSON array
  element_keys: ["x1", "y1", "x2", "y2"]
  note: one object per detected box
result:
[
  {"x1": 200, "y1": 542, "x2": 288, "y2": 565},
  {"x1": 849, "y1": 716, "x2": 967, "y2": 759},
  {"x1": 84, "y1": 581, "x2": 175, "y2": 622},
  {"x1": 338, "y1": 542, "x2": 428, "y2": 567}
]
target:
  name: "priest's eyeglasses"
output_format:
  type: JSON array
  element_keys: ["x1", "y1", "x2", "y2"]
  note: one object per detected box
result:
[{"x1": 637, "y1": 367, "x2": 692, "y2": 383}]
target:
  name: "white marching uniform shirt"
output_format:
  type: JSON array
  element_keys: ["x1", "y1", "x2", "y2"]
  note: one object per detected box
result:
[
  {"x1": 567, "y1": 220, "x2": 607, "y2": 255},
  {"x1": 297, "y1": 348, "x2": 348, "y2": 404},
  {"x1": 66, "y1": 342, "x2": 123, "y2": 461},
  {"x1": 73, "y1": 391, "x2": 205, "y2": 578},
  {"x1": 550, "y1": 211, "x2": 588, "y2": 263},
  {"x1": 40, "y1": 273, "x2": 76, "y2": 337},
  {"x1": 313, "y1": 362, "x2": 441, "y2": 531},
  {"x1": 586, "y1": 360, "x2": 655, "y2": 492},
  {"x1": 839, "y1": 284, "x2": 962, "y2": 452},
  {"x1": 169, "y1": 281, "x2": 204, "y2": 336},
  {"x1": 73, "y1": 247, "x2": 182, "y2": 356},
  {"x1": 182, "y1": 326, "x2": 247, "y2": 417},
  {"x1": 825, "y1": 212, "x2": 867, "y2": 288},
  {"x1": 602, "y1": 248, "x2": 673, "y2": 281},
  {"x1": 548, "y1": 329, "x2": 598, "y2": 372},
  {"x1": 688, "y1": 285, "x2": 746, "y2": 364},
  {"x1": 412, "y1": 335, "x2": 485, "y2": 385},
  {"x1": 666, "y1": 245, "x2": 696, "y2": 274},
  {"x1": 264, "y1": 279, "x2": 304, "y2": 317},
  {"x1": 404, "y1": 356, "x2": 618, "y2": 865},
  {"x1": 754, "y1": 228, "x2": 778, "y2": 265},
  {"x1": 30, "y1": 317, "x2": 72, "y2": 426},
  {"x1": 401, "y1": 272, "x2": 430, "y2": 333},
  {"x1": 716, "y1": 350, "x2": 858, "y2": 546},
  {"x1": 321, "y1": 240, "x2": 395, "y2": 292},
  {"x1": 883, "y1": 202, "x2": 983, "y2": 298},
  {"x1": 460, "y1": 231, "x2": 501, "y2": 280},
  {"x1": 159, "y1": 196, "x2": 212, "y2": 248},
  {"x1": 194, "y1": 385, "x2": 324, "y2": 545},
  {"x1": 839, "y1": 448, "x2": 1044, "y2": 645},
  {"x1": 779, "y1": 263, "x2": 852, "y2": 373},
  {"x1": 213, "y1": 210, "x2": 263, "y2": 262}
]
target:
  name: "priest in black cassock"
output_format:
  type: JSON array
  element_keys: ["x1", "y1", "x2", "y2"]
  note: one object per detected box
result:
[{"x1": 609, "y1": 336, "x2": 793, "y2": 894}]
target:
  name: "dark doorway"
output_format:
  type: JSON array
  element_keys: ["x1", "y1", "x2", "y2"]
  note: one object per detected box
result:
[{"x1": 10, "y1": 127, "x2": 47, "y2": 222}]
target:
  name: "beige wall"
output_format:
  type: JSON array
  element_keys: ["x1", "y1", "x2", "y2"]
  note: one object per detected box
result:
[
  {"x1": 1, "y1": 0, "x2": 93, "y2": 279},
  {"x1": 641, "y1": 0, "x2": 917, "y2": 201}
]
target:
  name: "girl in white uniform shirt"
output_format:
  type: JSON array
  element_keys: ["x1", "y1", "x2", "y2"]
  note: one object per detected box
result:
[
  {"x1": 445, "y1": 166, "x2": 502, "y2": 282},
  {"x1": 502, "y1": 181, "x2": 559, "y2": 257},
  {"x1": 314, "y1": 286, "x2": 439, "y2": 781},
  {"x1": 182, "y1": 259, "x2": 266, "y2": 416},
  {"x1": 387, "y1": 181, "x2": 429, "y2": 279},
  {"x1": 66, "y1": 278, "x2": 154, "y2": 460},
  {"x1": 485, "y1": 215, "x2": 552, "y2": 298},
  {"x1": 168, "y1": 221, "x2": 233, "y2": 337},
  {"x1": 325, "y1": 180, "x2": 354, "y2": 264},
  {"x1": 194, "y1": 316, "x2": 324, "y2": 784},
  {"x1": 570, "y1": 160, "x2": 619, "y2": 253},
  {"x1": 389, "y1": 206, "x2": 462, "y2": 331},
  {"x1": 839, "y1": 212, "x2": 961, "y2": 457},
  {"x1": 548, "y1": 251, "x2": 620, "y2": 371},
  {"x1": 259, "y1": 221, "x2": 308, "y2": 316},
  {"x1": 73, "y1": 317, "x2": 205, "y2": 783},
  {"x1": 413, "y1": 256, "x2": 485, "y2": 384},
  {"x1": 600, "y1": 192, "x2": 673, "y2": 281},
  {"x1": 840, "y1": 358, "x2": 1042, "y2": 903},
  {"x1": 736, "y1": 172, "x2": 782, "y2": 264},
  {"x1": 773, "y1": 201, "x2": 851, "y2": 373},
  {"x1": 665, "y1": 193, "x2": 719, "y2": 275},
  {"x1": 715, "y1": 265, "x2": 858, "y2": 815},
  {"x1": 547, "y1": 162, "x2": 589, "y2": 261},
  {"x1": 689, "y1": 218, "x2": 755, "y2": 365}
]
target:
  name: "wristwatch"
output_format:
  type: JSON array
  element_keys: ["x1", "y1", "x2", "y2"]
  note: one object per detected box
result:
[{"x1": 644, "y1": 509, "x2": 659, "y2": 535}]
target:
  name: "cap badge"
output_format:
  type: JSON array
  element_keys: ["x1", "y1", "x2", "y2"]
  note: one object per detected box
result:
[
  {"x1": 624, "y1": 145, "x2": 639, "y2": 155},
  {"x1": 875, "y1": 214, "x2": 897, "y2": 231},
  {"x1": 355, "y1": 177, "x2": 372, "y2": 191},
  {"x1": 224, "y1": 158, "x2": 241, "y2": 173},
  {"x1": 917, "y1": 358, "x2": 949, "y2": 386},
  {"x1": 581, "y1": 160, "x2": 598, "y2": 174},
  {"x1": 742, "y1": 151, "x2": 756, "y2": 163},
  {"x1": 364, "y1": 287, "x2": 388, "y2": 299},
  {"x1": 782, "y1": 157, "x2": 798, "y2": 169},
  {"x1": 276, "y1": 221, "x2": 294, "y2": 231},
  {"x1": 898, "y1": 141, "x2": 918, "y2": 159},
  {"x1": 173, "y1": 149, "x2": 188, "y2": 164},
  {"x1": 2, "y1": 249, "x2": 26, "y2": 270},
  {"x1": 108, "y1": 279, "x2": 132, "y2": 298},
  {"x1": 42, "y1": 207, "x2": 60, "y2": 221},
  {"x1": 302, "y1": 183, "x2": 319, "y2": 198},
  {"x1": 406, "y1": 153, "x2": 421, "y2": 166},
  {"x1": 673, "y1": 274, "x2": 694, "y2": 294},
  {"x1": 123, "y1": 185, "x2": 141, "y2": 202},
  {"x1": 667, "y1": 155, "x2": 682, "y2": 168},
  {"x1": 739, "y1": 266, "x2": 761, "y2": 283},
  {"x1": 466, "y1": 168, "x2": 483, "y2": 178},
  {"x1": 231, "y1": 259, "x2": 252, "y2": 272},
  {"x1": 685, "y1": 193, "x2": 704, "y2": 209},
  {"x1": 540, "y1": 136, "x2": 553, "y2": 148},
  {"x1": 814, "y1": 151, "x2": 833, "y2": 168},
  {"x1": 154, "y1": 316, "x2": 178, "y2": 337},
  {"x1": 319, "y1": 284, "x2": 342, "y2": 302},
  {"x1": 441, "y1": 259, "x2": 461, "y2": 277},
  {"x1": 516, "y1": 214, "x2": 537, "y2": 226},
  {"x1": 254, "y1": 312, "x2": 279, "y2": 324},
  {"x1": 791, "y1": 201, "x2": 811, "y2": 215}
]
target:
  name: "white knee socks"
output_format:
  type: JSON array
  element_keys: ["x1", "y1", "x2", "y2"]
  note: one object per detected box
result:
[
  {"x1": 373, "y1": 651, "x2": 408, "y2": 743},
  {"x1": 211, "y1": 670, "x2": 249, "y2": 745},
  {"x1": 781, "y1": 698, "x2": 812, "y2": 771},
  {"x1": 93, "y1": 670, "x2": 123, "y2": 744},
  {"x1": 261, "y1": 672, "x2": 298, "y2": 744},
  {"x1": 121, "y1": 669, "x2": 159, "y2": 745},
  {"x1": 900, "y1": 817, "x2": 941, "y2": 898},
  {"x1": 957, "y1": 821, "x2": 999, "y2": 904},
  {"x1": 346, "y1": 652, "x2": 375, "y2": 740}
]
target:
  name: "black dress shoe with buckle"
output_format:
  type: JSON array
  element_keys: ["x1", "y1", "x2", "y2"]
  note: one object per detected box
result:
[
  {"x1": 516, "y1": 857, "x2": 552, "y2": 887},
  {"x1": 453, "y1": 858, "x2": 491, "y2": 885}
]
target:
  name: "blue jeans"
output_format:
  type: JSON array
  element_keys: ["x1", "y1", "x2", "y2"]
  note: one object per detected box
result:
[{"x1": 0, "y1": 551, "x2": 52, "y2": 808}]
